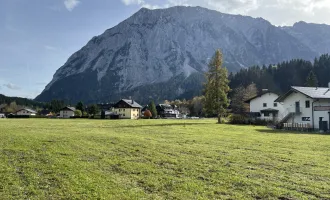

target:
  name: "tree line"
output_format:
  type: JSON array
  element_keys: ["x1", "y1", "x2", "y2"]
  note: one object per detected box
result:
[{"x1": 229, "y1": 54, "x2": 330, "y2": 95}]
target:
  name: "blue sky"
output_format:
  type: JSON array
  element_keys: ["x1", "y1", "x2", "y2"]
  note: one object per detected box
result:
[{"x1": 1, "y1": 0, "x2": 330, "y2": 99}]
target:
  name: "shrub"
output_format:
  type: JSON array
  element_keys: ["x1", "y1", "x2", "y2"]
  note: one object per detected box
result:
[
  {"x1": 228, "y1": 114, "x2": 249, "y2": 124},
  {"x1": 74, "y1": 110, "x2": 82, "y2": 117}
]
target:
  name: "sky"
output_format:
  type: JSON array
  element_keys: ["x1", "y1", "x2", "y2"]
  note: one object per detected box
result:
[{"x1": 1, "y1": 0, "x2": 330, "y2": 99}]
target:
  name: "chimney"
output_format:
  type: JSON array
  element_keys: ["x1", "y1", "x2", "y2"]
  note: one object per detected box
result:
[
  {"x1": 328, "y1": 82, "x2": 330, "y2": 88},
  {"x1": 132, "y1": 99, "x2": 134, "y2": 104},
  {"x1": 262, "y1": 89, "x2": 269, "y2": 92}
]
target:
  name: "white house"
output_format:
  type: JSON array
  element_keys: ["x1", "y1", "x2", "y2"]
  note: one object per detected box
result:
[
  {"x1": 245, "y1": 90, "x2": 284, "y2": 121},
  {"x1": 275, "y1": 85, "x2": 330, "y2": 131},
  {"x1": 16, "y1": 108, "x2": 37, "y2": 116},
  {"x1": 60, "y1": 106, "x2": 76, "y2": 118}
]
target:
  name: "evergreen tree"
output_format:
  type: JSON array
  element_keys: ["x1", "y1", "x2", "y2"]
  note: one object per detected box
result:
[
  {"x1": 76, "y1": 101, "x2": 84, "y2": 112},
  {"x1": 305, "y1": 70, "x2": 318, "y2": 87},
  {"x1": 87, "y1": 104, "x2": 100, "y2": 116},
  {"x1": 149, "y1": 101, "x2": 158, "y2": 119},
  {"x1": 203, "y1": 49, "x2": 230, "y2": 123}
]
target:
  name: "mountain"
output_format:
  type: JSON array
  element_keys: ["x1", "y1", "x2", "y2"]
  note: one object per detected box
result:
[
  {"x1": 282, "y1": 22, "x2": 330, "y2": 55},
  {"x1": 35, "y1": 6, "x2": 330, "y2": 104}
]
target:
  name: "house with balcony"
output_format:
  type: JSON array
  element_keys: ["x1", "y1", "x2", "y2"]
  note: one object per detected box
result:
[
  {"x1": 156, "y1": 104, "x2": 180, "y2": 118},
  {"x1": 245, "y1": 90, "x2": 284, "y2": 122},
  {"x1": 112, "y1": 99, "x2": 142, "y2": 119},
  {"x1": 275, "y1": 85, "x2": 330, "y2": 131}
]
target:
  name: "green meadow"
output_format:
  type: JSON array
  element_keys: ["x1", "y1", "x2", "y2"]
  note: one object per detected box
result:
[{"x1": 1, "y1": 119, "x2": 330, "y2": 199}]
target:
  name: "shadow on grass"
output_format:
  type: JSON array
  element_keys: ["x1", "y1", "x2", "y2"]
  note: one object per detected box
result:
[
  {"x1": 119, "y1": 123, "x2": 210, "y2": 128},
  {"x1": 256, "y1": 129, "x2": 330, "y2": 136}
]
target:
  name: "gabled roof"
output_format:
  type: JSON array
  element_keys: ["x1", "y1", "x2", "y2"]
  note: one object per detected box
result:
[
  {"x1": 61, "y1": 106, "x2": 76, "y2": 111},
  {"x1": 16, "y1": 108, "x2": 37, "y2": 113},
  {"x1": 114, "y1": 99, "x2": 142, "y2": 108},
  {"x1": 244, "y1": 91, "x2": 279, "y2": 103},
  {"x1": 275, "y1": 86, "x2": 330, "y2": 102}
]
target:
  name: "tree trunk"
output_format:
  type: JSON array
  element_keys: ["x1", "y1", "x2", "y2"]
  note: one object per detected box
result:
[{"x1": 218, "y1": 114, "x2": 221, "y2": 124}]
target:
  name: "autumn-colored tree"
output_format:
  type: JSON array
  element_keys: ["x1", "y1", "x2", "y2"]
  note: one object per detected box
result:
[{"x1": 144, "y1": 110, "x2": 152, "y2": 119}]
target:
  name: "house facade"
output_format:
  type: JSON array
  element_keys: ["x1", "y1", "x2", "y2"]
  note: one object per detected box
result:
[
  {"x1": 245, "y1": 91, "x2": 284, "y2": 121},
  {"x1": 275, "y1": 86, "x2": 330, "y2": 131},
  {"x1": 156, "y1": 104, "x2": 180, "y2": 118},
  {"x1": 16, "y1": 108, "x2": 37, "y2": 116},
  {"x1": 60, "y1": 107, "x2": 76, "y2": 118},
  {"x1": 112, "y1": 99, "x2": 142, "y2": 119}
]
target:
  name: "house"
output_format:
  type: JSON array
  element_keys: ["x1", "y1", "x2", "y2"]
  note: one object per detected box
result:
[
  {"x1": 245, "y1": 90, "x2": 284, "y2": 121},
  {"x1": 60, "y1": 106, "x2": 76, "y2": 118},
  {"x1": 156, "y1": 104, "x2": 180, "y2": 118},
  {"x1": 275, "y1": 84, "x2": 330, "y2": 131},
  {"x1": 16, "y1": 108, "x2": 37, "y2": 116},
  {"x1": 0, "y1": 113, "x2": 5, "y2": 118},
  {"x1": 112, "y1": 99, "x2": 142, "y2": 119}
]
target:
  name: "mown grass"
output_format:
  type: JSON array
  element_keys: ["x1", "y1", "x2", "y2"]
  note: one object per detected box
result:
[{"x1": 1, "y1": 119, "x2": 330, "y2": 199}]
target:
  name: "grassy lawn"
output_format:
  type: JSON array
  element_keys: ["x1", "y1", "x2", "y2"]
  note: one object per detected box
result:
[{"x1": 1, "y1": 119, "x2": 330, "y2": 199}]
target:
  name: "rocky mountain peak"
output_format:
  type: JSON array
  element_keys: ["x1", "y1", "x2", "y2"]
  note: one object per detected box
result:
[{"x1": 35, "y1": 6, "x2": 330, "y2": 104}]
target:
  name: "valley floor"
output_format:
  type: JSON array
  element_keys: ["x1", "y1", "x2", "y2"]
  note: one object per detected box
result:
[{"x1": 1, "y1": 119, "x2": 330, "y2": 199}]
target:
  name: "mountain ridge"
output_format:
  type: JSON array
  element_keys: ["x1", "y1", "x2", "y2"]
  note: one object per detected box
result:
[{"x1": 35, "y1": 6, "x2": 330, "y2": 104}]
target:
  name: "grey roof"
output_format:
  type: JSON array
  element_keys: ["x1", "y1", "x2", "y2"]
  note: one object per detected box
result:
[
  {"x1": 244, "y1": 91, "x2": 279, "y2": 103},
  {"x1": 61, "y1": 106, "x2": 76, "y2": 111},
  {"x1": 275, "y1": 86, "x2": 330, "y2": 102},
  {"x1": 17, "y1": 108, "x2": 37, "y2": 113},
  {"x1": 121, "y1": 99, "x2": 142, "y2": 108}
]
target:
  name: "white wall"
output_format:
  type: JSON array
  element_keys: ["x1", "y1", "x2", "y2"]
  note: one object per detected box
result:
[
  {"x1": 16, "y1": 110, "x2": 36, "y2": 116},
  {"x1": 281, "y1": 92, "x2": 330, "y2": 129},
  {"x1": 60, "y1": 110, "x2": 75, "y2": 118},
  {"x1": 250, "y1": 93, "x2": 284, "y2": 119}
]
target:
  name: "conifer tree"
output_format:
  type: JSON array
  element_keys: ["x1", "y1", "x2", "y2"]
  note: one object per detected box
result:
[
  {"x1": 203, "y1": 49, "x2": 230, "y2": 123},
  {"x1": 149, "y1": 101, "x2": 158, "y2": 119},
  {"x1": 305, "y1": 70, "x2": 318, "y2": 87}
]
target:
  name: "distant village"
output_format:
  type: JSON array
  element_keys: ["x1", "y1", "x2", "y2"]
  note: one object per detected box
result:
[
  {"x1": 1, "y1": 82, "x2": 330, "y2": 132},
  {"x1": 0, "y1": 99, "x2": 188, "y2": 120}
]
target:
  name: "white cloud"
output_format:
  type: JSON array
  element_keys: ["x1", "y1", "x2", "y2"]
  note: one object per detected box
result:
[
  {"x1": 120, "y1": 0, "x2": 330, "y2": 25},
  {"x1": 3, "y1": 83, "x2": 21, "y2": 90},
  {"x1": 64, "y1": 0, "x2": 81, "y2": 11}
]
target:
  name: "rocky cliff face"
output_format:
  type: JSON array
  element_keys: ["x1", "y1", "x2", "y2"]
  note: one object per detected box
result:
[{"x1": 35, "y1": 6, "x2": 329, "y2": 104}]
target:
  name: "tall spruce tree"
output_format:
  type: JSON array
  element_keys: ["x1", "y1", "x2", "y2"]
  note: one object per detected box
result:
[
  {"x1": 149, "y1": 101, "x2": 158, "y2": 119},
  {"x1": 203, "y1": 49, "x2": 230, "y2": 123},
  {"x1": 305, "y1": 70, "x2": 318, "y2": 87}
]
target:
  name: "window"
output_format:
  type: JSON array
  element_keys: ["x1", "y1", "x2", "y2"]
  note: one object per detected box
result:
[
  {"x1": 123, "y1": 109, "x2": 125, "y2": 111},
  {"x1": 263, "y1": 103, "x2": 267, "y2": 107},
  {"x1": 119, "y1": 109, "x2": 121, "y2": 112},
  {"x1": 274, "y1": 103, "x2": 277, "y2": 107},
  {"x1": 305, "y1": 100, "x2": 310, "y2": 108},
  {"x1": 123, "y1": 114, "x2": 125, "y2": 117},
  {"x1": 264, "y1": 112, "x2": 270, "y2": 117}
]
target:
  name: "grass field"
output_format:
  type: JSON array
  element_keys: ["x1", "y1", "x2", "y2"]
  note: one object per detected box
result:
[{"x1": 1, "y1": 119, "x2": 330, "y2": 199}]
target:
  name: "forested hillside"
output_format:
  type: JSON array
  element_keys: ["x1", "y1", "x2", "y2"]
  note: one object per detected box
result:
[
  {"x1": 229, "y1": 54, "x2": 330, "y2": 95},
  {"x1": 0, "y1": 94, "x2": 45, "y2": 108}
]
